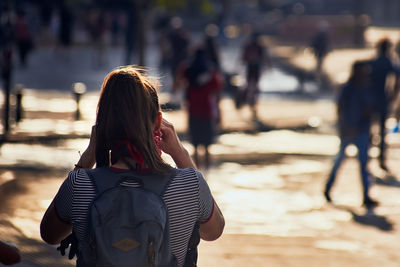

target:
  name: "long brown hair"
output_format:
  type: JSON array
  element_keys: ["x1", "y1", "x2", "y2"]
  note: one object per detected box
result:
[{"x1": 95, "y1": 66, "x2": 170, "y2": 174}]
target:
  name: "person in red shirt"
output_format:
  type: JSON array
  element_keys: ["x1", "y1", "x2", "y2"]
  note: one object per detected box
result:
[{"x1": 183, "y1": 48, "x2": 223, "y2": 168}]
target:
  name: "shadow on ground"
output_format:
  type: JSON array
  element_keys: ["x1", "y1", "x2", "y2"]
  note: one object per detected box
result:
[
  {"x1": 334, "y1": 205, "x2": 394, "y2": 232},
  {"x1": 374, "y1": 174, "x2": 400, "y2": 188}
]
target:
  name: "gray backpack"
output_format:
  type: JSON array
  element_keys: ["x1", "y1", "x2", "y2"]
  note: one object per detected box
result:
[{"x1": 78, "y1": 167, "x2": 178, "y2": 267}]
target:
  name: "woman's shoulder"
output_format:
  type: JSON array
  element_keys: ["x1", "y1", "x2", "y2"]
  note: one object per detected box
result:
[
  {"x1": 66, "y1": 169, "x2": 93, "y2": 187},
  {"x1": 168, "y1": 167, "x2": 203, "y2": 188},
  {"x1": 173, "y1": 167, "x2": 200, "y2": 179}
]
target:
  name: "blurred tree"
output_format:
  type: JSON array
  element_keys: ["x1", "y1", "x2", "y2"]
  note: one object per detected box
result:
[
  {"x1": 157, "y1": 0, "x2": 214, "y2": 14},
  {"x1": 156, "y1": 0, "x2": 186, "y2": 11},
  {"x1": 200, "y1": 0, "x2": 214, "y2": 15}
]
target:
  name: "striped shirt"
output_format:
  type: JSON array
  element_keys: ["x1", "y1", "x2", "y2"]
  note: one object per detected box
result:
[{"x1": 54, "y1": 167, "x2": 214, "y2": 267}]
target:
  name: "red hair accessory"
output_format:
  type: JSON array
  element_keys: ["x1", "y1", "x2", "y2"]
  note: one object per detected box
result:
[{"x1": 113, "y1": 140, "x2": 145, "y2": 167}]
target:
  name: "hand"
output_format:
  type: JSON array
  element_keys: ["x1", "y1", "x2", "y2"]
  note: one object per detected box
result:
[
  {"x1": 159, "y1": 119, "x2": 183, "y2": 158},
  {"x1": 88, "y1": 125, "x2": 96, "y2": 151},
  {"x1": 75, "y1": 125, "x2": 96, "y2": 170},
  {"x1": 57, "y1": 234, "x2": 78, "y2": 260},
  {"x1": 159, "y1": 119, "x2": 196, "y2": 169}
]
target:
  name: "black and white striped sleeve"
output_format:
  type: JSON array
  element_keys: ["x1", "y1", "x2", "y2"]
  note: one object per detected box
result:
[
  {"x1": 195, "y1": 170, "x2": 214, "y2": 223},
  {"x1": 54, "y1": 171, "x2": 76, "y2": 222}
]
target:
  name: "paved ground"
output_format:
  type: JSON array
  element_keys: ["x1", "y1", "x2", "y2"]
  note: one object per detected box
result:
[
  {"x1": 2, "y1": 89, "x2": 400, "y2": 267},
  {"x1": 2, "y1": 27, "x2": 400, "y2": 266}
]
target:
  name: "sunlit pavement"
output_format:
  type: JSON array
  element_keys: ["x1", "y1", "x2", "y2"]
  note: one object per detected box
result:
[{"x1": 1, "y1": 88, "x2": 400, "y2": 266}]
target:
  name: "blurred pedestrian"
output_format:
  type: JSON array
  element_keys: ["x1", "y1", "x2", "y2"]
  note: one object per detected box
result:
[
  {"x1": 391, "y1": 40, "x2": 400, "y2": 130},
  {"x1": 58, "y1": 3, "x2": 73, "y2": 48},
  {"x1": 396, "y1": 40, "x2": 400, "y2": 62},
  {"x1": 87, "y1": 8, "x2": 108, "y2": 69},
  {"x1": 182, "y1": 48, "x2": 224, "y2": 168},
  {"x1": 124, "y1": 7, "x2": 137, "y2": 65},
  {"x1": 168, "y1": 17, "x2": 190, "y2": 88},
  {"x1": 310, "y1": 21, "x2": 329, "y2": 76},
  {"x1": 204, "y1": 35, "x2": 221, "y2": 71},
  {"x1": 239, "y1": 33, "x2": 270, "y2": 121},
  {"x1": 0, "y1": 3, "x2": 14, "y2": 134},
  {"x1": 369, "y1": 38, "x2": 400, "y2": 171},
  {"x1": 324, "y1": 61, "x2": 377, "y2": 208},
  {"x1": 40, "y1": 66, "x2": 224, "y2": 267},
  {"x1": 110, "y1": 11, "x2": 121, "y2": 46},
  {"x1": 0, "y1": 240, "x2": 21, "y2": 265},
  {"x1": 15, "y1": 9, "x2": 33, "y2": 67},
  {"x1": 154, "y1": 12, "x2": 171, "y2": 73},
  {"x1": 204, "y1": 34, "x2": 223, "y2": 126}
]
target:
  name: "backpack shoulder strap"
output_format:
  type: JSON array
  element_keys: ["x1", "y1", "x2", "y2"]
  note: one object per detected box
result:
[
  {"x1": 85, "y1": 167, "x2": 121, "y2": 195},
  {"x1": 140, "y1": 168, "x2": 177, "y2": 197}
]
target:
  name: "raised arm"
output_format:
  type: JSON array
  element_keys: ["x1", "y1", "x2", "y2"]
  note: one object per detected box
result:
[
  {"x1": 159, "y1": 118, "x2": 196, "y2": 169},
  {"x1": 74, "y1": 125, "x2": 96, "y2": 170},
  {"x1": 159, "y1": 118, "x2": 225, "y2": 240}
]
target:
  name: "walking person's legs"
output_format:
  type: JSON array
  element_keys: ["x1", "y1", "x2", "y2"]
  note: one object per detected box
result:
[
  {"x1": 324, "y1": 140, "x2": 348, "y2": 202},
  {"x1": 356, "y1": 133, "x2": 378, "y2": 207},
  {"x1": 379, "y1": 108, "x2": 388, "y2": 170},
  {"x1": 204, "y1": 145, "x2": 210, "y2": 169},
  {"x1": 247, "y1": 78, "x2": 259, "y2": 121},
  {"x1": 193, "y1": 144, "x2": 199, "y2": 167},
  {"x1": 17, "y1": 41, "x2": 29, "y2": 67}
]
